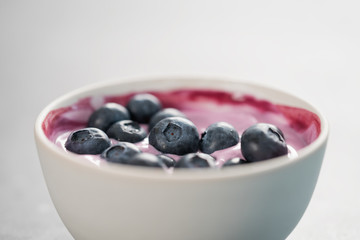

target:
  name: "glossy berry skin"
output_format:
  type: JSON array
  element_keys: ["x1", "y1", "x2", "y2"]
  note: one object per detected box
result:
[
  {"x1": 222, "y1": 157, "x2": 248, "y2": 167},
  {"x1": 157, "y1": 154, "x2": 176, "y2": 168},
  {"x1": 199, "y1": 122, "x2": 240, "y2": 154},
  {"x1": 148, "y1": 108, "x2": 186, "y2": 130},
  {"x1": 174, "y1": 153, "x2": 216, "y2": 168},
  {"x1": 101, "y1": 142, "x2": 141, "y2": 164},
  {"x1": 128, "y1": 153, "x2": 165, "y2": 168},
  {"x1": 126, "y1": 93, "x2": 162, "y2": 123},
  {"x1": 241, "y1": 123, "x2": 288, "y2": 162},
  {"x1": 87, "y1": 103, "x2": 130, "y2": 132},
  {"x1": 149, "y1": 117, "x2": 199, "y2": 155},
  {"x1": 65, "y1": 128, "x2": 111, "y2": 154},
  {"x1": 106, "y1": 120, "x2": 147, "y2": 143}
]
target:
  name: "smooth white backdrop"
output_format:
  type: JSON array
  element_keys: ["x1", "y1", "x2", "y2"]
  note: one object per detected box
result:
[{"x1": 1, "y1": 1, "x2": 359, "y2": 239}]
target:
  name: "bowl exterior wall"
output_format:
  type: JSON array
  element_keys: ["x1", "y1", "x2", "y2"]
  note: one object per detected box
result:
[{"x1": 36, "y1": 135, "x2": 326, "y2": 240}]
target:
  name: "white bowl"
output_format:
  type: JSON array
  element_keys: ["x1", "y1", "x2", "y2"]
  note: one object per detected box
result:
[{"x1": 34, "y1": 77, "x2": 328, "y2": 240}]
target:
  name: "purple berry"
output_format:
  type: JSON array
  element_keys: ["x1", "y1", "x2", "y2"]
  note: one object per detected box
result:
[
  {"x1": 149, "y1": 117, "x2": 199, "y2": 155},
  {"x1": 88, "y1": 103, "x2": 130, "y2": 131},
  {"x1": 126, "y1": 93, "x2": 162, "y2": 123},
  {"x1": 157, "y1": 154, "x2": 176, "y2": 168},
  {"x1": 107, "y1": 120, "x2": 147, "y2": 143},
  {"x1": 128, "y1": 153, "x2": 165, "y2": 168},
  {"x1": 199, "y1": 122, "x2": 239, "y2": 154},
  {"x1": 149, "y1": 108, "x2": 186, "y2": 130},
  {"x1": 65, "y1": 128, "x2": 110, "y2": 154},
  {"x1": 174, "y1": 153, "x2": 216, "y2": 168},
  {"x1": 101, "y1": 142, "x2": 141, "y2": 164},
  {"x1": 241, "y1": 123, "x2": 288, "y2": 162}
]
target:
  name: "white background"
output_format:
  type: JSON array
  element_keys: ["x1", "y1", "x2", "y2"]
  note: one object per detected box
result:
[{"x1": 1, "y1": 0, "x2": 360, "y2": 239}]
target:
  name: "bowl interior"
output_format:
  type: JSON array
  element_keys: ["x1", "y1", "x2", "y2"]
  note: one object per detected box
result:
[{"x1": 35, "y1": 76, "x2": 328, "y2": 180}]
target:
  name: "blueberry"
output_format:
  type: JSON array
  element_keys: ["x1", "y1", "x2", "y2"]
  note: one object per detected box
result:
[
  {"x1": 222, "y1": 157, "x2": 248, "y2": 167},
  {"x1": 101, "y1": 142, "x2": 141, "y2": 164},
  {"x1": 87, "y1": 103, "x2": 130, "y2": 131},
  {"x1": 157, "y1": 154, "x2": 176, "y2": 168},
  {"x1": 148, "y1": 108, "x2": 186, "y2": 130},
  {"x1": 126, "y1": 93, "x2": 162, "y2": 123},
  {"x1": 174, "y1": 153, "x2": 216, "y2": 168},
  {"x1": 149, "y1": 117, "x2": 199, "y2": 155},
  {"x1": 241, "y1": 123, "x2": 288, "y2": 162},
  {"x1": 106, "y1": 120, "x2": 147, "y2": 143},
  {"x1": 127, "y1": 153, "x2": 165, "y2": 168},
  {"x1": 199, "y1": 122, "x2": 239, "y2": 154},
  {"x1": 65, "y1": 128, "x2": 111, "y2": 154}
]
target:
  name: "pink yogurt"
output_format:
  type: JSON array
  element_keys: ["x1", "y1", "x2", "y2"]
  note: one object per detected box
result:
[{"x1": 43, "y1": 89, "x2": 321, "y2": 167}]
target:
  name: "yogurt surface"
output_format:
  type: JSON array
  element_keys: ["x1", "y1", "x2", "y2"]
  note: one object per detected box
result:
[{"x1": 43, "y1": 89, "x2": 321, "y2": 167}]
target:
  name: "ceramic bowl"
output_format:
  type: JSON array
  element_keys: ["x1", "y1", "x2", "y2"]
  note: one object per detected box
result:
[{"x1": 34, "y1": 77, "x2": 328, "y2": 240}]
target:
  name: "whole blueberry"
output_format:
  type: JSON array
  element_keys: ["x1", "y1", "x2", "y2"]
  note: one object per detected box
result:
[
  {"x1": 126, "y1": 93, "x2": 162, "y2": 123},
  {"x1": 65, "y1": 128, "x2": 111, "y2": 154},
  {"x1": 148, "y1": 108, "x2": 186, "y2": 130},
  {"x1": 127, "y1": 153, "x2": 165, "y2": 168},
  {"x1": 106, "y1": 120, "x2": 147, "y2": 143},
  {"x1": 199, "y1": 122, "x2": 240, "y2": 154},
  {"x1": 241, "y1": 123, "x2": 288, "y2": 162},
  {"x1": 222, "y1": 157, "x2": 248, "y2": 167},
  {"x1": 87, "y1": 103, "x2": 130, "y2": 131},
  {"x1": 174, "y1": 153, "x2": 216, "y2": 168},
  {"x1": 157, "y1": 154, "x2": 176, "y2": 168},
  {"x1": 101, "y1": 142, "x2": 141, "y2": 164},
  {"x1": 149, "y1": 117, "x2": 199, "y2": 155}
]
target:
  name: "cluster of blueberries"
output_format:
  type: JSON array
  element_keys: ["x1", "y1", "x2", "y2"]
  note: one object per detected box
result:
[{"x1": 65, "y1": 93, "x2": 288, "y2": 169}]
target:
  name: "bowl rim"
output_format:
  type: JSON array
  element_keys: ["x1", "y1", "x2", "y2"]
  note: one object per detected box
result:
[{"x1": 34, "y1": 75, "x2": 329, "y2": 181}]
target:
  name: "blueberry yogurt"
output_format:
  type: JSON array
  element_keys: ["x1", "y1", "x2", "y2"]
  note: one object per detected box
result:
[{"x1": 42, "y1": 89, "x2": 321, "y2": 171}]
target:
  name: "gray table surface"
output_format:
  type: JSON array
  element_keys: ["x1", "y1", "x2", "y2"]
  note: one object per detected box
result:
[{"x1": 1, "y1": 1, "x2": 359, "y2": 239}]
